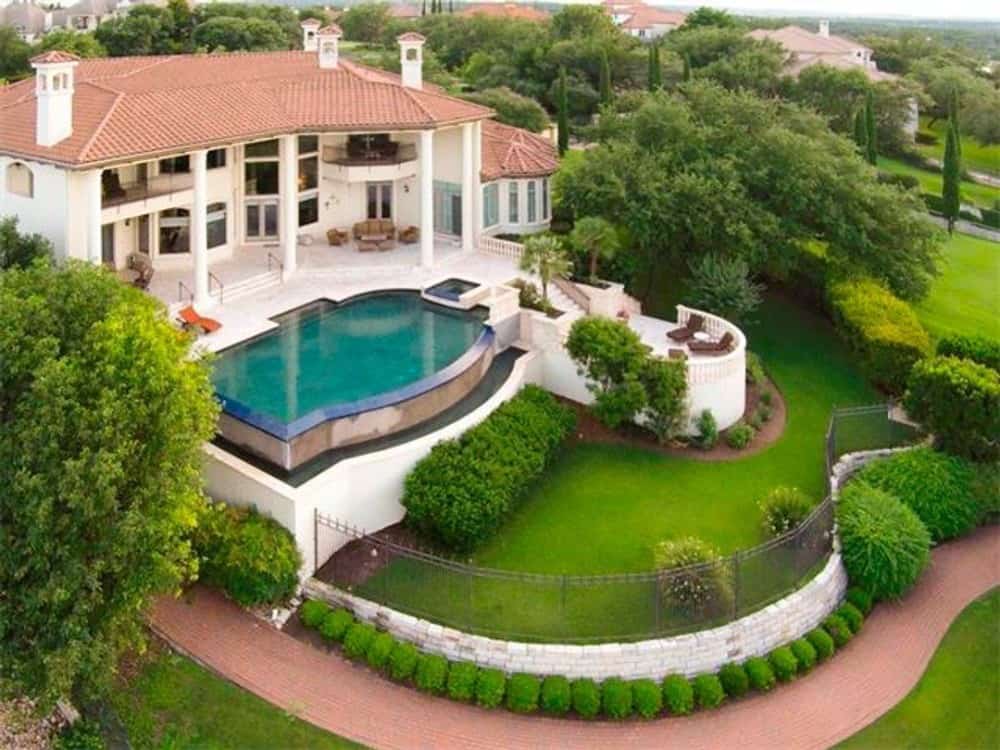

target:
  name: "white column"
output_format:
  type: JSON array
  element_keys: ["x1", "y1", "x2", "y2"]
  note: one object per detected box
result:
[
  {"x1": 473, "y1": 120, "x2": 482, "y2": 246},
  {"x1": 419, "y1": 129, "x2": 434, "y2": 268},
  {"x1": 191, "y1": 149, "x2": 209, "y2": 308},
  {"x1": 461, "y1": 122, "x2": 474, "y2": 253},
  {"x1": 86, "y1": 169, "x2": 102, "y2": 264},
  {"x1": 280, "y1": 134, "x2": 298, "y2": 278}
]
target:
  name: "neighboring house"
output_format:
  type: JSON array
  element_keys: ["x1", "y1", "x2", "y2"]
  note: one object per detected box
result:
[
  {"x1": 387, "y1": 3, "x2": 420, "y2": 19},
  {"x1": 604, "y1": 1, "x2": 685, "y2": 41},
  {"x1": 61, "y1": 0, "x2": 166, "y2": 31},
  {"x1": 0, "y1": 0, "x2": 51, "y2": 42},
  {"x1": 0, "y1": 28, "x2": 557, "y2": 306},
  {"x1": 459, "y1": 3, "x2": 549, "y2": 22}
]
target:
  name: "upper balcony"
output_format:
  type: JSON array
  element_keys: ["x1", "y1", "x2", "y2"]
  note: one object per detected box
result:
[
  {"x1": 322, "y1": 138, "x2": 418, "y2": 183},
  {"x1": 101, "y1": 169, "x2": 193, "y2": 210}
]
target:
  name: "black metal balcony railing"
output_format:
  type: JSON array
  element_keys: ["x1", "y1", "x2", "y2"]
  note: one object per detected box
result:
[
  {"x1": 101, "y1": 172, "x2": 194, "y2": 208},
  {"x1": 322, "y1": 143, "x2": 417, "y2": 167}
]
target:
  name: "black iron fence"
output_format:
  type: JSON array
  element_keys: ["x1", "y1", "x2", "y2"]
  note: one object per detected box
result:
[{"x1": 315, "y1": 405, "x2": 917, "y2": 644}]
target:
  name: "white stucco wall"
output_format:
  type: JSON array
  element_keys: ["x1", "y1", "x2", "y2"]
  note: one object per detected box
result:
[{"x1": 0, "y1": 157, "x2": 71, "y2": 259}]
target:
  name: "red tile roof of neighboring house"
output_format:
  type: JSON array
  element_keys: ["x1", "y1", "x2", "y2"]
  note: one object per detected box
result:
[
  {"x1": 387, "y1": 3, "x2": 421, "y2": 18},
  {"x1": 0, "y1": 50, "x2": 494, "y2": 168},
  {"x1": 619, "y1": 4, "x2": 686, "y2": 30},
  {"x1": 480, "y1": 119, "x2": 558, "y2": 181},
  {"x1": 748, "y1": 25, "x2": 869, "y2": 55},
  {"x1": 460, "y1": 3, "x2": 550, "y2": 22}
]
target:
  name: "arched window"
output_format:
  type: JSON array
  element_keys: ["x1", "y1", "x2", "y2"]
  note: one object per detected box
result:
[{"x1": 5, "y1": 162, "x2": 34, "y2": 198}]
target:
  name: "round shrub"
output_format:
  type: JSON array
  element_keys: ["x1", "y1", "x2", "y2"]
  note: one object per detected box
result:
[
  {"x1": 846, "y1": 587, "x2": 874, "y2": 616},
  {"x1": 342, "y1": 622, "x2": 377, "y2": 660},
  {"x1": 653, "y1": 537, "x2": 732, "y2": 616},
  {"x1": 768, "y1": 647, "x2": 799, "y2": 682},
  {"x1": 824, "y1": 614, "x2": 853, "y2": 648},
  {"x1": 837, "y1": 480, "x2": 931, "y2": 600},
  {"x1": 506, "y1": 673, "x2": 541, "y2": 714},
  {"x1": 475, "y1": 668, "x2": 507, "y2": 709},
  {"x1": 806, "y1": 628, "x2": 835, "y2": 661},
  {"x1": 937, "y1": 333, "x2": 1000, "y2": 372},
  {"x1": 299, "y1": 599, "x2": 330, "y2": 630},
  {"x1": 53, "y1": 719, "x2": 104, "y2": 750},
  {"x1": 718, "y1": 663, "x2": 750, "y2": 699},
  {"x1": 414, "y1": 654, "x2": 448, "y2": 694},
  {"x1": 318, "y1": 608, "x2": 354, "y2": 642},
  {"x1": 662, "y1": 674, "x2": 694, "y2": 716},
  {"x1": 571, "y1": 678, "x2": 601, "y2": 719},
  {"x1": 725, "y1": 422, "x2": 755, "y2": 450},
  {"x1": 790, "y1": 638, "x2": 818, "y2": 673},
  {"x1": 858, "y1": 447, "x2": 980, "y2": 542},
  {"x1": 446, "y1": 661, "x2": 478, "y2": 702},
  {"x1": 744, "y1": 657, "x2": 776, "y2": 692},
  {"x1": 758, "y1": 486, "x2": 816, "y2": 538},
  {"x1": 837, "y1": 602, "x2": 864, "y2": 634},
  {"x1": 601, "y1": 678, "x2": 633, "y2": 719},
  {"x1": 692, "y1": 674, "x2": 725, "y2": 709},
  {"x1": 388, "y1": 641, "x2": 420, "y2": 682},
  {"x1": 540, "y1": 675, "x2": 572, "y2": 715},
  {"x1": 631, "y1": 678, "x2": 662, "y2": 719},
  {"x1": 365, "y1": 632, "x2": 396, "y2": 671}
]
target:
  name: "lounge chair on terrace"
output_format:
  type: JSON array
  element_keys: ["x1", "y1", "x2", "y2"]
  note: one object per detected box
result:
[
  {"x1": 668, "y1": 348, "x2": 688, "y2": 360},
  {"x1": 177, "y1": 305, "x2": 222, "y2": 335},
  {"x1": 667, "y1": 313, "x2": 704, "y2": 342},
  {"x1": 688, "y1": 331, "x2": 735, "y2": 355}
]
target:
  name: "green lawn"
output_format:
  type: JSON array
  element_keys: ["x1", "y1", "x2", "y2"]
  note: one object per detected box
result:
[
  {"x1": 878, "y1": 156, "x2": 1000, "y2": 209},
  {"x1": 916, "y1": 233, "x2": 1000, "y2": 341},
  {"x1": 109, "y1": 651, "x2": 362, "y2": 750},
  {"x1": 839, "y1": 588, "x2": 1000, "y2": 750},
  {"x1": 915, "y1": 117, "x2": 1000, "y2": 177}
]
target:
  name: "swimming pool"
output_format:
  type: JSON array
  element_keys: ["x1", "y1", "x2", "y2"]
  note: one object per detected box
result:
[{"x1": 214, "y1": 291, "x2": 494, "y2": 470}]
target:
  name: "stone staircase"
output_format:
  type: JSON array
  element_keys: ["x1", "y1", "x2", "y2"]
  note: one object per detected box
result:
[
  {"x1": 209, "y1": 268, "x2": 282, "y2": 306},
  {"x1": 548, "y1": 282, "x2": 586, "y2": 318}
]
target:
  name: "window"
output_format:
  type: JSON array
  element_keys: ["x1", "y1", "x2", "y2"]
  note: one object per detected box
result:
[
  {"x1": 508, "y1": 181, "x2": 519, "y2": 224},
  {"x1": 207, "y1": 202, "x2": 227, "y2": 248},
  {"x1": 207, "y1": 148, "x2": 227, "y2": 169},
  {"x1": 245, "y1": 139, "x2": 279, "y2": 158},
  {"x1": 542, "y1": 178, "x2": 549, "y2": 220},
  {"x1": 482, "y1": 183, "x2": 499, "y2": 228},
  {"x1": 298, "y1": 135, "x2": 319, "y2": 226},
  {"x1": 159, "y1": 208, "x2": 190, "y2": 254},
  {"x1": 5, "y1": 162, "x2": 33, "y2": 197},
  {"x1": 298, "y1": 153, "x2": 318, "y2": 192},
  {"x1": 299, "y1": 196, "x2": 319, "y2": 226},
  {"x1": 245, "y1": 161, "x2": 279, "y2": 196},
  {"x1": 527, "y1": 180, "x2": 537, "y2": 223},
  {"x1": 298, "y1": 135, "x2": 319, "y2": 154},
  {"x1": 159, "y1": 155, "x2": 190, "y2": 174}
]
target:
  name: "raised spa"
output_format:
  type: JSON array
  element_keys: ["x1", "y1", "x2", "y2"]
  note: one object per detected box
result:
[{"x1": 213, "y1": 291, "x2": 494, "y2": 471}]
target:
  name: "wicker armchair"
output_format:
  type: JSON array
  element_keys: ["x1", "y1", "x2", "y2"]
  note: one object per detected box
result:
[{"x1": 326, "y1": 228, "x2": 349, "y2": 246}]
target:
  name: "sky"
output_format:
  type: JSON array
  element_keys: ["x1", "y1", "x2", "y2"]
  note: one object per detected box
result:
[{"x1": 678, "y1": 0, "x2": 1000, "y2": 20}]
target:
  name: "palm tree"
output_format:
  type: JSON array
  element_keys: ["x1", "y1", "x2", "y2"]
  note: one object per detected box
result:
[
  {"x1": 569, "y1": 216, "x2": 619, "y2": 283},
  {"x1": 519, "y1": 234, "x2": 571, "y2": 303}
]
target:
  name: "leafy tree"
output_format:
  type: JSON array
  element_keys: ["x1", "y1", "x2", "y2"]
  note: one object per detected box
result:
[
  {"x1": 95, "y1": 7, "x2": 181, "y2": 56},
  {"x1": 463, "y1": 87, "x2": 548, "y2": 132},
  {"x1": 697, "y1": 43, "x2": 783, "y2": 94},
  {"x1": 686, "y1": 253, "x2": 763, "y2": 325},
  {"x1": 791, "y1": 63, "x2": 869, "y2": 133},
  {"x1": 0, "y1": 217, "x2": 53, "y2": 270},
  {"x1": 666, "y1": 26, "x2": 749, "y2": 68},
  {"x1": 0, "y1": 262, "x2": 219, "y2": 706},
  {"x1": 941, "y1": 117, "x2": 961, "y2": 233},
  {"x1": 0, "y1": 26, "x2": 33, "y2": 79},
  {"x1": 566, "y1": 316, "x2": 648, "y2": 428},
  {"x1": 640, "y1": 356, "x2": 688, "y2": 443},
  {"x1": 34, "y1": 29, "x2": 106, "y2": 58},
  {"x1": 556, "y1": 66, "x2": 569, "y2": 155},
  {"x1": 599, "y1": 49, "x2": 613, "y2": 105},
  {"x1": 192, "y1": 16, "x2": 287, "y2": 52},
  {"x1": 550, "y1": 4, "x2": 617, "y2": 40},
  {"x1": 569, "y1": 216, "x2": 619, "y2": 282},
  {"x1": 340, "y1": 2, "x2": 391, "y2": 42},
  {"x1": 679, "y1": 6, "x2": 738, "y2": 31},
  {"x1": 518, "y1": 234, "x2": 571, "y2": 302},
  {"x1": 863, "y1": 89, "x2": 878, "y2": 165}
]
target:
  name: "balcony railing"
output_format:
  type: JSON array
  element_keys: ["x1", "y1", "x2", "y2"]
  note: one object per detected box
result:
[
  {"x1": 102, "y1": 172, "x2": 194, "y2": 209},
  {"x1": 322, "y1": 143, "x2": 417, "y2": 167}
]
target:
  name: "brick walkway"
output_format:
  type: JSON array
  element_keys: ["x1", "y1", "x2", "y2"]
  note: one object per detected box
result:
[{"x1": 151, "y1": 526, "x2": 999, "y2": 750}]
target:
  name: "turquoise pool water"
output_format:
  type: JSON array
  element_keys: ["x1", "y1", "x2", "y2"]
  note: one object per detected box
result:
[{"x1": 213, "y1": 292, "x2": 486, "y2": 424}]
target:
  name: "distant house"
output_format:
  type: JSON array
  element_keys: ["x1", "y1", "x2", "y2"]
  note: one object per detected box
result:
[
  {"x1": 459, "y1": 3, "x2": 549, "y2": 22},
  {"x1": 387, "y1": 3, "x2": 420, "y2": 20},
  {"x1": 604, "y1": 1, "x2": 685, "y2": 41},
  {"x1": 0, "y1": 0, "x2": 51, "y2": 42}
]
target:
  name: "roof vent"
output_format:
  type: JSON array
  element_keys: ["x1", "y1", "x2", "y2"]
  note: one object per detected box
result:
[
  {"x1": 30, "y1": 50, "x2": 79, "y2": 147},
  {"x1": 397, "y1": 32, "x2": 425, "y2": 90},
  {"x1": 316, "y1": 24, "x2": 342, "y2": 69}
]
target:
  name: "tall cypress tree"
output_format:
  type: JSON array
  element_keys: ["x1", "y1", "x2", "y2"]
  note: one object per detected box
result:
[
  {"x1": 557, "y1": 66, "x2": 569, "y2": 156},
  {"x1": 852, "y1": 106, "x2": 868, "y2": 155},
  {"x1": 682, "y1": 52, "x2": 691, "y2": 82},
  {"x1": 864, "y1": 89, "x2": 877, "y2": 166},
  {"x1": 448, "y1": 0, "x2": 453, "y2": 13},
  {"x1": 648, "y1": 44, "x2": 662, "y2": 91},
  {"x1": 942, "y1": 117, "x2": 961, "y2": 234},
  {"x1": 421, "y1": 0, "x2": 426, "y2": 15},
  {"x1": 948, "y1": 88, "x2": 962, "y2": 159},
  {"x1": 599, "y1": 50, "x2": 612, "y2": 106}
]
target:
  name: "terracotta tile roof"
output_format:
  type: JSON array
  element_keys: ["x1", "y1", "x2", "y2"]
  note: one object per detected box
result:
[
  {"x1": 748, "y1": 26, "x2": 869, "y2": 55},
  {"x1": 300, "y1": 18, "x2": 321, "y2": 27},
  {"x1": 618, "y1": 4, "x2": 686, "y2": 30},
  {"x1": 30, "y1": 50, "x2": 81, "y2": 64},
  {"x1": 480, "y1": 119, "x2": 558, "y2": 181},
  {"x1": 460, "y1": 3, "x2": 550, "y2": 22},
  {"x1": 388, "y1": 3, "x2": 421, "y2": 18},
  {"x1": 0, "y1": 51, "x2": 493, "y2": 168}
]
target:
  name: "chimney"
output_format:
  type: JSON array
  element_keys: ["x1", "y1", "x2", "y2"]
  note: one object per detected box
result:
[
  {"x1": 316, "y1": 24, "x2": 342, "y2": 69},
  {"x1": 818, "y1": 20, "x2": 830, "y2": 38},
  {"x1": 300, "y1": 18, "x2": 321, "y2": 52},
  {"x1": 397, "y1": 32, "x2": 426, "y2": 90},
  {"x1": 30, "y1": 50, "x2": 79, "y2": 147}
]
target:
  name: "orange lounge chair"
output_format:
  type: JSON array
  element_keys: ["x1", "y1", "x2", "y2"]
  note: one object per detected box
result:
[{"x1": 177, "y1": 305, "x2": 222, "y2": 334}]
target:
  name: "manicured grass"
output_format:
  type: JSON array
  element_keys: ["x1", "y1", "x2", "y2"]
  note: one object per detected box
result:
[
  {"x1": 916, "y1": 233, "x2": 1000, "y2": 341},
  {"x1": 109, "y1": 650, "x2": 362, "y2": 749},
  {"x1": 915, "y1": 117, "x2": 1000, "y2": 177},
  {"x1": 878, "y1": 156, "x2": 999, "y2": 209},
  {"x1": 838, "y1": 588, "x2": 999, "y2": 750}
]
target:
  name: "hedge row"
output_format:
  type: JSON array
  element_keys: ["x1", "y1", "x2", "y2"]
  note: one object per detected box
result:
[
  {"x1": 297, "y1": 595, "x2": 869, "y2": 720},
  {"x1": 829, "y1": 278, "x2": 931, "y2": 395},
  {"x1": 936, "y1": 334, "x2": 1000, "y2": 373},
  {"x1": 402, "y1": 385, "x2": 576, "y2": 552}
]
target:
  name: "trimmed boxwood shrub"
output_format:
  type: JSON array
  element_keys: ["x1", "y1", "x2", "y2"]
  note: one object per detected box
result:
[
  {"x1": 402, "y1": 385, "x2": 576, "y2": 552},
  {"x1": 905, "y1": 356, "x2": 1000, "y2": 461},
  {"x1": 414, "y1": 654, "x2": 449, "y2": 694},
  {"x1": 692, "y1": 674, "x2": 725, "y2": 709},
  {"x1": 846, "y1": 587, "x2": 874, "y2": 616},
  {"x1": 366, "y1": 632, "x2": 396, "y2": 671},
  {"x1": 601, "y1": 678, "x2": 633, "y2": 719},
  {"x1": 506, "y1": 673, "x2": 541, "y2": 714},
  {"x1": 447, "y1": 661, "x2": 478, "y2": 702},
  {"x1": 318, "y1": 608, "x2": 354, "y2": 642},
  {"x1": 744, "y1": 657, "x2": 776, "y2": 692},
  {"x1": 540, "y1": 675, "x2": 572, "y2": 715},
  {"x1": 193, "y1": 502, "x2": 302, "y2": 607},
  {"x1": 653, "y1": 537, "x2": 732, "y2": 616},
  {"x1": 662, "y1": 674, "x2": 694, "y2": 715},
  {"x1": 718, "y1": 662, "x2": 750, "y2": 698},
  {"x1": 858, "y1": 447, "x2": 981, "y2": 541},
  {"x1": 299, "y1": 599, "x2": 330, "y2": 629},
  {"x1": 725, "y1": 422, "x2": 755, "y2": 450},
  {"x1": 937, "y1": 334, "x2": 1000, "y2": 372},
  {"x1": 388, "y1": 641, "x2": 420, "y2": 682},
  {"x1": 758, "y1": 486, "x2": 816, "y2": 538},
  {"x1": 790, "y1": 638, "x2": 818, "y2": 673},
  {"x1": 769, "y1": 647, "x2": 799, "y2": 682},
  {"x1": 829, "y1": 278, "x2": 931, "y2": 394},
  {"x1": 571, "y1": 678, "x2": 602, "y2": 718},
  {"x1": 343, "y1": 622, "x2": 377, "y2": 660},
  {"x1": 475, "y1": 668, "x2": 507, "y2": 709},
  {"x1": 631, "y1": 678, "x2": 663, "y2": 719},
  {"x1": 823, "y1": 614, "x2": 853, "y2": 648},
  {"x1": 837, "y1": 481, "x2": 931, "y2": 600},
  {"x1": 837, "y1": 602, "x2": 865, "y2": 634},
  {"x1": 806, "y1": 628, "x2": 835, "y2": 661}
]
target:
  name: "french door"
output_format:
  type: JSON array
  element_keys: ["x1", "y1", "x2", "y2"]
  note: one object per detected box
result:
[
  {"x1": 366, "y1": 182, "x2": 392, "y2": 219},
  {"x1": 433, "y1": 181, "x2": 462, "y2": 236},
  {"x1": 245, "y1": 199, "x2": 279, "y2": 241}
]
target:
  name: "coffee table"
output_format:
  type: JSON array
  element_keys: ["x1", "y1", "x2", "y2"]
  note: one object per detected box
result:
[{"x1": 692, "y1": 331, "x2": 712, "y2": 342}]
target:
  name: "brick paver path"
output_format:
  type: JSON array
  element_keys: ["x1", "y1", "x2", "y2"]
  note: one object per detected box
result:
[{"x1": 151, "y1": 526, "x2": 999, "y2": 750}]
